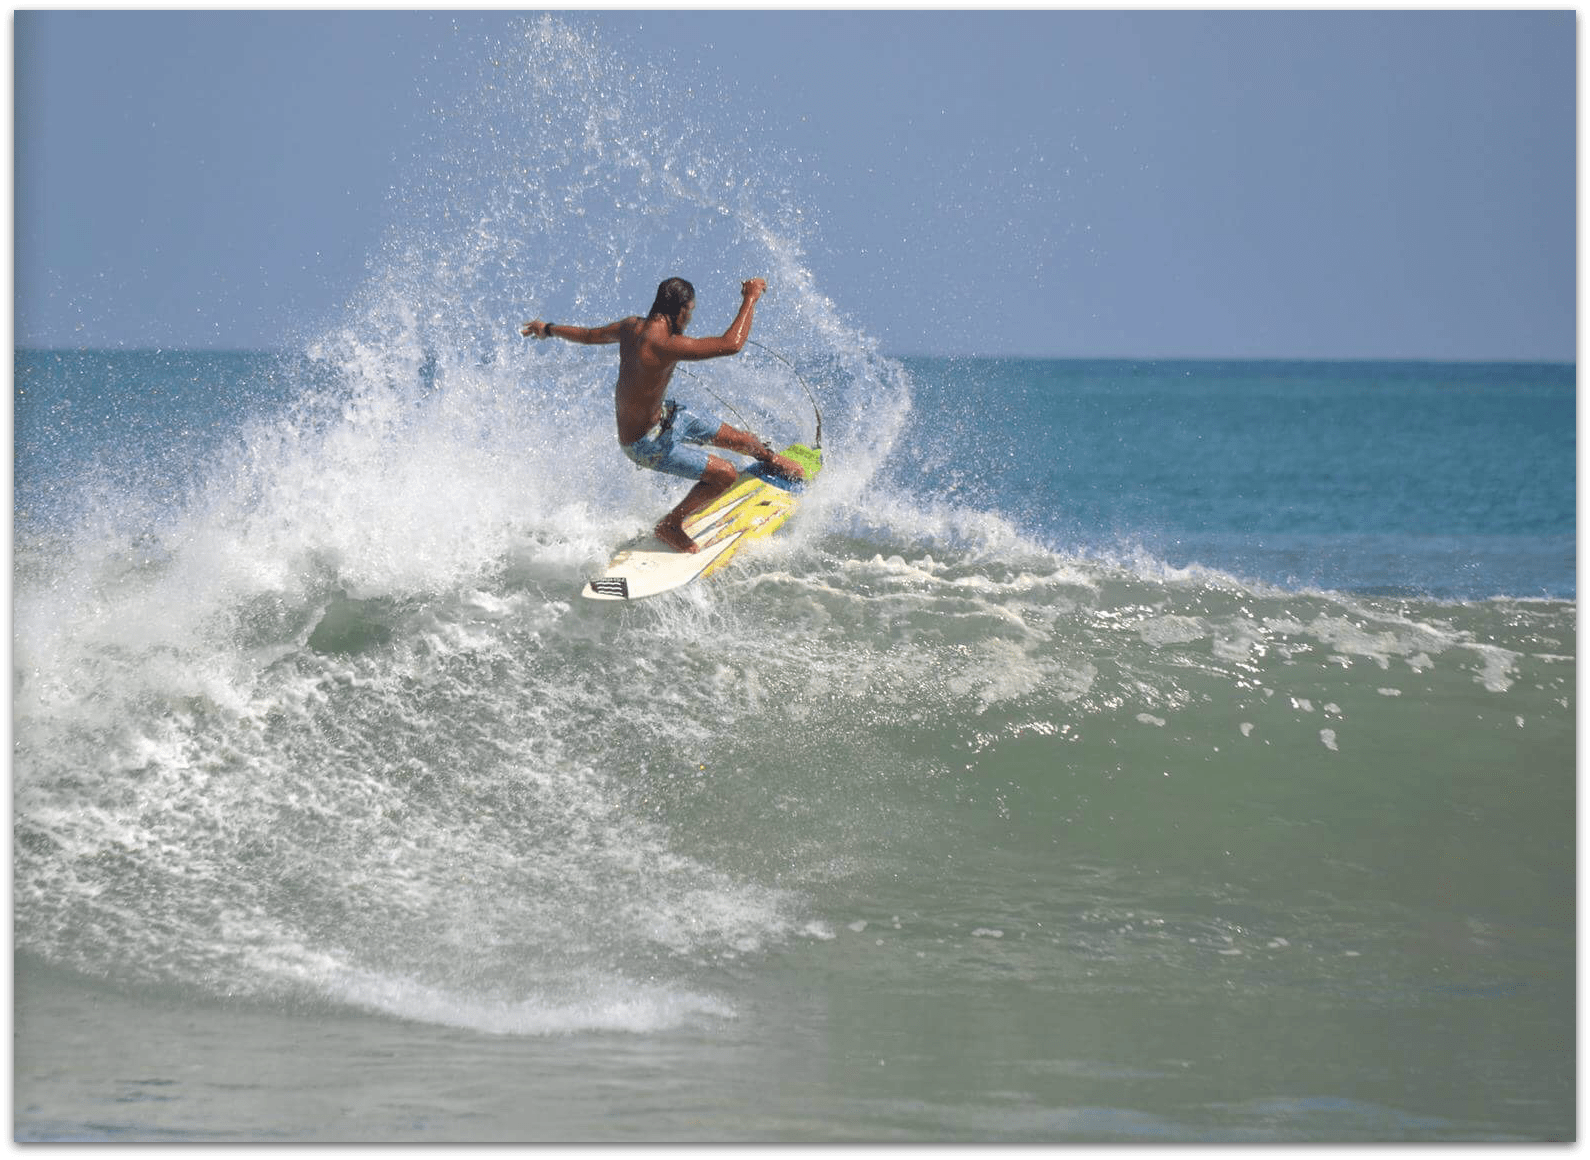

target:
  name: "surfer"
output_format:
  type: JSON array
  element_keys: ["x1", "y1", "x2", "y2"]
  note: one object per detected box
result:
[{"x1": 522, "y1": 277, "x2": 806, "y2": 553}]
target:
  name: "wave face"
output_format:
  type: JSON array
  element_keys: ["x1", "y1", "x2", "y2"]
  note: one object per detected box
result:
[{"x1": 13, "y1": 16, "x2": 1575, "y2": 1055}]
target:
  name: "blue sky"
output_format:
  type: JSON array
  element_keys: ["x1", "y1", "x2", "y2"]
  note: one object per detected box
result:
[{"x1": 14, "y1": 10, "x2": 1576, "y2": 360}]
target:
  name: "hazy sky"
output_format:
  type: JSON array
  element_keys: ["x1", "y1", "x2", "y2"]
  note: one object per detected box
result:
[{"x1": 14, "y1": 10, "x2": 1576, "y2": 360}]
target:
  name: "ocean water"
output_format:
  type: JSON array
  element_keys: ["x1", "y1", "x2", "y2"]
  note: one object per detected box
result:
[{"x1": 13, "y1": 17, "x2": 1576, "y2": 1144}]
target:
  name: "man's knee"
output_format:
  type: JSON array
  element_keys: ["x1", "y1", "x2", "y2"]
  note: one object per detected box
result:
[{"x1": 702, "y1": 456, "x2": 738, "y2": 488}]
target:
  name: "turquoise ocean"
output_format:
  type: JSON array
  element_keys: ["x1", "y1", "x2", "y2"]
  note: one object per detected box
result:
[{"x1": 13, "y1": 19, "x2": 1575, "y2": 1144}]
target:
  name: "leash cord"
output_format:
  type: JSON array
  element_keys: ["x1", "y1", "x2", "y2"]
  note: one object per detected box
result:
[
  {"x1": 746, "y1": 340, "x2": 823, "y2": 450},
  {"x1": 678, "y1": 340, "x2": 824, "y2": 451}
]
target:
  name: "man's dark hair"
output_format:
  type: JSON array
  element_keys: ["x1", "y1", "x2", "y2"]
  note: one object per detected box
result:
[{"x1": 647, "y1": 277, "x2": 695, "y2": 335}]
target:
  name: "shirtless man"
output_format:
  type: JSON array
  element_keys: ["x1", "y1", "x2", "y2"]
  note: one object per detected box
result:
[{"x1": 522, "y1": 276, "x2": 806, "y2": 553}]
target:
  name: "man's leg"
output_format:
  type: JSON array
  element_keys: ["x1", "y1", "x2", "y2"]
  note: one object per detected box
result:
[
  {"x1": 708, "y1": 423, "x2": 807, "y2": 482},
  {"x1": 655, "y1": 455, "x2": 739, "y2": 553}
]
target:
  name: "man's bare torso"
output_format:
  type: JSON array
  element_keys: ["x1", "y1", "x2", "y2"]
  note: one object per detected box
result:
[{"x1": 614, "y1": 315, "x2": 681, "y2": 445}]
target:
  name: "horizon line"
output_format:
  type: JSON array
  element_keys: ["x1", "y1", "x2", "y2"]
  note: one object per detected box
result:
[{"x1": 12, "y1": 345, "x2": 1576, "y2": 367}]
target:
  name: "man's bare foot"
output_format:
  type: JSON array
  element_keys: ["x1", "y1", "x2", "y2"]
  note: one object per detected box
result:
[
  {"x1": 760, "y1": 451, "x2": 806, "y2": 482},
  {"x1": 655, "y1": 521, "x2": 699, "y2": 553}
]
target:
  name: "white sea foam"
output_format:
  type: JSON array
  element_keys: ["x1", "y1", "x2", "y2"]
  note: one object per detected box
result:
[{"x1": 261, "y1": 944, "x2": 735, "y2": 1035}]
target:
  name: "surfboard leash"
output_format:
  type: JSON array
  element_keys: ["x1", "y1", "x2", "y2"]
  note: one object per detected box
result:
[
  {"x1": 747, "y1": 339, "x2": 823, "y2": 451},
  {"x1": 675, "y1": 367, "x2": 757, "y2": 440},
  {"x1": 678, "y1": 341, "x2": 824, "y2": 452}
]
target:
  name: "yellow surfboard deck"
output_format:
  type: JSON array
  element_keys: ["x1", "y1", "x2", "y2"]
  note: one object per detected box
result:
[{"x1": 582, "y1": 444, "x2": 822, "y2": 601}]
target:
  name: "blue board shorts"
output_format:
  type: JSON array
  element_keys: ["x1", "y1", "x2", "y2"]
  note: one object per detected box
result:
[{"x1": 620, "y1": 400, "x2": 725, "y2": 481}]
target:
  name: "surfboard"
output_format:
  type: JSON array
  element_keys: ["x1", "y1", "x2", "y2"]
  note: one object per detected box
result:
[{"x1": 582, "y1": 443, "x2": 822, "y2": 601}]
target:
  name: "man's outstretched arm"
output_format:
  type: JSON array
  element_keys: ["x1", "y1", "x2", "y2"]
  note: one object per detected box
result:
[{"x1": 520, "y1": 319, "x2": 625, "y2": 343}]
